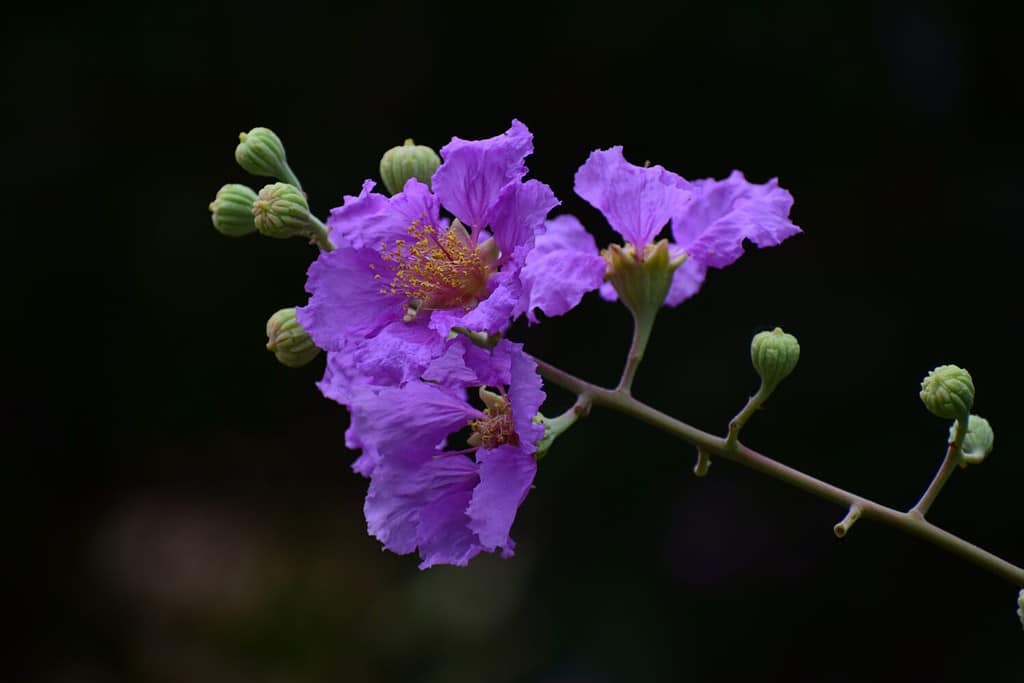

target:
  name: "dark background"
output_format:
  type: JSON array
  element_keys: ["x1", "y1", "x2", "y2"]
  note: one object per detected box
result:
[{"x1": 10, "y1": 1, "x2": 1024, "y2": 681}]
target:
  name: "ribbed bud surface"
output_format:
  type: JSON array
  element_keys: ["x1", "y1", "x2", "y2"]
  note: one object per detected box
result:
[
  {"x1": 920, "y1": 365, "x2": 974, "y2": 420},
  {"x1": 252, "y1": 183, "x2": 312, "y2": 239},
  {"x1": 750, "y1": 327, "x2": 800, "y2": 390},
  {"x1": 235, "y1": 127, "x2": 290, "y2": 180},
  {"x1": 209, "y1": 184, "x2": 258, "y2": 237},
  {"x1": 266, "y1": 308, "x2": 320, "y2": 368},
  {"x1": 379, "y1": 139, "x2": 441, "y2": 195}
]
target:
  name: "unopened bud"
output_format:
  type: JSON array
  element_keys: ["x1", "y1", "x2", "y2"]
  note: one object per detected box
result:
[
  {"x1": 209, "y1": 184, "x2": 258, "y2": 237},
  {"x1": 266, "y1": 308, "x2": 320, "y2": 368},
  {"x1": 379, "y1": 139, "x2": 441, "y2": 195},
  {"x1": 920, "y1": 365, "x2": 974, "y2": 421},
  {"x1": 750, "y1": 327, "x2": 800, "y2": 392},
  {"x1": 235, "y1": 127, "x2": 301, "y2": 189},
  {"x1": 953, "y1": 414, "x2": 994, "y2": 465},
  {"x1": 252, "y1": 183, "x2": 313, "y2": 239}
]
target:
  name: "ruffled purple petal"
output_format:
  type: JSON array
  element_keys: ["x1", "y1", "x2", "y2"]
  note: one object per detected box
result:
[
  {"x1": 415, "y1": 458, "x2": 484, "y2": 568},
  {"x1": 298, "y1": 247, "x2": 405, "y2": 346},
  {"x1": 488, "y1": 179, "x2": 559, "y2": 267},
  {"x1": 466, "y1": 444, "x2": 536, "y2": 551},
  {"x1": 507, "y1": 343, "x2": 546, "y2": 453},
  {"x1": 346, "y1": 381, "x2": 480, "y2": 458},
  {"x1": 316, "y1": 324, "x2": 446, "y2": 403},
  {"x1": 574, "y1": 147, "x2": 692, "y2": 248},
  {"x1": 664, "y1": 258, "x2": 709, "y2": 307},
  {"x1": 671, "y1": 171, "x2": 800, "y2": 269},
  {"x1": 428, "y1": 267, "x2": 522, "y2": 337},
  {"x1": 516, "y1": 214, "x2": 607, "y2": 323},
  {"x1": 431, "y1": 120, "x2": 534, "y2": 230},
  {"x1": 327, "y1": 179, "x2": 442, "y2": 250},
  {"x1": 364, "y1": 450, "x2": 479, "y2": 560}
]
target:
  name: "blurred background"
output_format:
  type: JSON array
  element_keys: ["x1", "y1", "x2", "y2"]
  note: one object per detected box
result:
[{"x1": 10, "y1": 0, "x2": 1024, "y2": 680}]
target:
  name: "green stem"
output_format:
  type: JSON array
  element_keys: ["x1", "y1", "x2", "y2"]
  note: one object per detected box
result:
[
  {"x1": 280, "y1": 163, "x2": 303, "y2": 193},
  {"x1": 725, "y1": 383, "x2": 769, "y2": 448},
  {"x1": 616, "y1": 308, "x2": 657, "y2": 394},
  {"x1": 534, "y1": 358, "x2": 1024, "y2": 587},
  {"x1": 309, "y1": 215, "x2": 334, "y2": 252},
  {"x1": 910, "y1": 416, "x2": 968, "y2": 518}
]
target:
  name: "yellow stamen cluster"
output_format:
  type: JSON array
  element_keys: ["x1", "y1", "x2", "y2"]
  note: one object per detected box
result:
[
  {"x1": 468, "y1": 397, "x2": 519, "y2": 450},
  {"x1": 379, "y1": 220, "x2": 491, "y2": 311}
]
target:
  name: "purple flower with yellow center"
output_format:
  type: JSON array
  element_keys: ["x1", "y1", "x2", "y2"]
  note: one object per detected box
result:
[
  {"x1": 574, "y1": 147, "x2": 801, "y2": 306},
  {"x1": 345, "y1": 340, "x2": 545, "y2": 568},
  {"x1": 297, "y1": 121, "x2": 559, "y2": 374}
]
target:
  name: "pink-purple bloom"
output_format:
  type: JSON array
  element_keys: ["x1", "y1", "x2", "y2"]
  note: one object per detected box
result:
[
  {"x1": 346, "y1": 340, "x2": 545, "y2": 568},
  {"x1": 574, "y1": 147, "x2": 801, "y2": 306},
  {"x1": 297, "y1": 121, "x2": 590, "y2": 395}
]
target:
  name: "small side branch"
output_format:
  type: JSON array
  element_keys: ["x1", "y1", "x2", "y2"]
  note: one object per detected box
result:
[
  {"x1": 910, "y1": 417, "x2": 968, "y2": 518},
  {"x1": 693, "y1": 449, "x2": 712, "y2": 477},
  {"x1": 834, "y1": 504, "x2": 862, "y2": 538}
]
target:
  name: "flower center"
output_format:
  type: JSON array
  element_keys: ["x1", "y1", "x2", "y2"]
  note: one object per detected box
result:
[
  {"x1": 379, "y1": 218, "x2": 494, "y2": 311},
  {"x1": 467, "y1": 389, "x2": 519, "y2": 450}
]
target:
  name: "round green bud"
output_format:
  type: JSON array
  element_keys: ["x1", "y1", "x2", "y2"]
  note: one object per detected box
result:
[
  {"x1": 379, "y1": 139, "x2": 441, "y2": 195},
  {"x1": 235, "y1": 127, "x2": 295, "y2": 183},
  {"x1": 919, "y1": 365, "x2": 974, "y2": 420},
  {"x1": 952, "y1": 414, "x2": 994, "y2": 465},
  {"x1": 252, "y1": 183, "x2": 312, "y2": 239},
  {"x1": 209, "y1": 183, "x2": 258, "y2": 237},
  {"x1": 266, "y1": 308, "x2": 320, "y2": 368},
  {"x1": 750, "y1": 327, "x2": 800, "y2": 391}
]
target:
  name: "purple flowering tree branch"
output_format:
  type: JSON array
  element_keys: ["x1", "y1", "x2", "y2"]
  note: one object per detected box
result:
[{"x1": 532, "y1": 357, "x2": 1024, "y2": 586}]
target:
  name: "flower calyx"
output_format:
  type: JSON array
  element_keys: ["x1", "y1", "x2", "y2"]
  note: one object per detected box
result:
[{"x1": 602, "y1": 238, "x2": 686, "y2": 318}]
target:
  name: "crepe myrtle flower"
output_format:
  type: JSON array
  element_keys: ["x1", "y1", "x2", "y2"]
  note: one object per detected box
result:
[
  {"x1": 298, "y1": 122, "x2": 563, "y2": 373},
  {"x1": 574, "y1": 146, "x2": 801, "y2": 307},
  {"x1": 344, "y1": 340, "x2": 546, "y2": 568}
]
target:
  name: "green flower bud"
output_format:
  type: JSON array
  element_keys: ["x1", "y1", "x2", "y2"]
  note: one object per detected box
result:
[
  {"x1": 266, "y1": 308, "x2": 320, "y2": 368},
  {"x1": 952, "y1": 414, "x2": 994, "y2": 465},
  {"x1": 379, "y1": 139, "x2": 441, "y2": 195},
  {"x1": 252, "y1": 183, "x2": 314, "y2": 239},
  {"x1": 235, "y1": 127, "x2": 301, "y2": 188},
  {"x1": 750, "y1": 327, "x2": 800, "y2": 392},
  {"x1": 920, "y1": 365, "x2": 974, "y2": 420},
  {"x1": 209, "y1": 183, "x2": 258, "y2": 237}
]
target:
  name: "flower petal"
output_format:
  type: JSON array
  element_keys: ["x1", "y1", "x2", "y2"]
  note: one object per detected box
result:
[
  {"x1": 347, "y1": 381, "x2": 479, "y2": 458},
  {"x1": 664, "y1": 258, "x2": 708, "y2": 307},
  {"x1": 574, "y1": 147, "x2": 692, "y2": 247},
  {"x1": 466, "y1": 444, "x2": 537, "y2": 551},
  {"x1": 431, "y1": 120, "x2": 534, "y2": 230},
  {"x1": 671, "y1": 171, "x2": 801, "y2": 269},
  {"x1": 298, "y1": 247, "x2": 405, "y2": 346},
  {"x1": 327, "y1": 179, "x2": 441, "y2": 250},
  {"x1": 488, "y1": 179, "x2": 560, "y2": 267},
  {"x1": 516, "y1": 214, "x2": 607, "y2": 323},
  {"x1": 507, "y1": 343, "x2": 546, "y2": 453}
]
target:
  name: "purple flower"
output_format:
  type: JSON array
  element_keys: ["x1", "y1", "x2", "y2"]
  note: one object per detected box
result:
[
  {"x1": 575, "y1": 147, "x2": 801, "y2": 306},
  {"x1": 298, "y1": 121, "x2": 559, "y2": 371},
  {"x1": 348, "y1": 340, "x2": 546, "y2": 568}
]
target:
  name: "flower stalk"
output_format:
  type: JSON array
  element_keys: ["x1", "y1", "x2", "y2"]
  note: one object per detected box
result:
[{"x1": 533, "y1": 357, "x2": 1024, "y2": 587}]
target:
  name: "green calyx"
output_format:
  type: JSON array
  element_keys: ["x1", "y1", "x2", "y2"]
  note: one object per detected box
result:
[
  {"x1": 266, "y1": 308, "x2": 320, "y2": 368},
  {"x1": 209, "y1": 183, "x2": 258, "y2": 237},
  {"x1": 602, "y1": 239, "x2": 685, "y2": 318},
  {"x1": 952, "y1": 414, "x2": 994, "y2": 465},
  {"x1": 235, "y1": 127, "x2": 301, "y2": 189},
  {"x1": 750, "y1": 327, "x2": 800, "y2": 393},
  {"x1": 920, "y1": 365, "x2": 974, "y2": 420},
  {"x1": 379, "y1": 139, "x2": 441, "y2": 195},
  {"x1": 252, "y1": 183, "x2": 314, "y2": 239}
]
